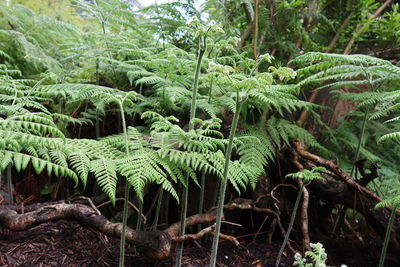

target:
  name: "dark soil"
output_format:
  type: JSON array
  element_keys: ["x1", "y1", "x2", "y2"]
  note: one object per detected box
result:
[{"x1": 0, "y1": 219, "x2": 384, "y2": 267}]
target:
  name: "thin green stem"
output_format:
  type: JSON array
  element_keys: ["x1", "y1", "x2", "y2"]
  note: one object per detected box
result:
[
  {"x1": 207, "y1": 74, "x2": 215, "y2": 104},
  {"x1": 152, "y1": 188, "x2": 164, "y2": 230},
  {"x1": 118, "y1": 102, "x2": 131, "y2": 267},
  {"x1": 378, "y1": 206, "x2": 398, "y2": 267},
  {"x1": 175, "y1": 180, "x2": 188, "y2": 267},
  {"x1": 350, "y1": 107, "x2": 369, "y2": 177},
  {"x1": 207, "y1": 53, "x2": 218, "y2": 104},
  {"x1": 119, "y1": 180, "x2": 130, "y2": 267},
  {"x1": 95, "y1": 111, "x2": 101, "y2": 138},
  {"x1": 78, "y1": 103, "x2": 88, "y2": 139},
  {"x1": 188, "y1": 37, "x2": 207, "y2": 130},
  {"x1": 197, "y1": 171, "x2": 206, "y2": 233},
  {"x1": 176, "y1": 35, "x2": 207, "y2": 267},
  {"x1": 7, "y1": 165, "x2": 13, "y2": 203},
  {"x1": 209, "y1": 90, "x2": 241, "y2": 267},
  {"x1": 96, "y1": 58, "x2": 100, "y2": 85},
  {"x1": 7, "y1": 79, "x2": 17, "y2": 203},
  {"x1": 337, "y1": 69, "x2": 374, "y2": 234},
  {"x1": 211, "y1": 179, "x2": 220, "y2": 208},
  {"x1": 136, "y1": 199, "x2": 143, "y2": 230},
  {"x1": 164, "y1": 192, "x2": 170, "y2": 226},
  {"x1": 275, "y1": 185, "x2": 304, "y2": 267}
]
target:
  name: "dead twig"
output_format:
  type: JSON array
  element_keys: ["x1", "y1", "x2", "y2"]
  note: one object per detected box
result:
[{"x1": 96, "y1": 197, "x2": 147, "y2": 224}]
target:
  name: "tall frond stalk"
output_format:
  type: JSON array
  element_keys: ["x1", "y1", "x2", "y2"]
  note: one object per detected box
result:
[
  {"x1": 7, "y1": 165, "x2": 13, "y2": 203},
  {"x1": 152, "y1": 188, "x2": 164, "y2": 230},
  {"x1": 211, "y1": 180, "x2": 220, "y2": 207},
  {"x1": 118, "y1": 102, "x2": 131, "y2": 267},
  {"x1": 188, "y1": 36, "x2": 207, "y2": 130},
  {"x1": 207, "y1": 74, "x2": 215, "y2": 104},
  {"x1": 252, "y1": 0, "x2": 259, "y2": 60},
  {"x1": 119, "y1": 179, "x2": 130, "y2": 267},
  {"x1": 379, "y1": 205, "x2": 398, "y2": 267},
  {"x1": 96, "y1": 58, "x2": 100, "y2": 85},
  {"x1": 95, "y1": 111, "x2": 101, "y2": 138},
  {"x1": 275, "y1": 184, "x2": 304, "y2": 267},
  {"x1": 197, "y1": 171, "x2": 206, "y2": 233},
  {"x1": 209, "y1": 90, "x2": 241, "y2": 267},
  {"x1": 136, "y1": 200, "x2": 143, "y2": 230},
  {"x1": 207, "y1": 53, "x2": 218, "y2": 104},
  {"x1": 176, "y1": 35, "x2": 207, "y2": 267},
  {"x1": 336, "y1": 70, "x2": 375, "y2": 234},
  {"x1": 350, "y1": 107, "x2": 369, "y2": 177},
  {"x1": 175, "y1": 185, "x2": 188, "y2": 266},
  {"x1": 164, "y1": 193, "x2": 170, "y2": 226},
  {"x1": 78, "y1": 103, "x2": 88, "y2": 138}
]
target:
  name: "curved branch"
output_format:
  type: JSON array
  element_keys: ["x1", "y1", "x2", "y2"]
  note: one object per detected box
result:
[{"x1": 293, "y1": 139, "x2": 383, "y2": 203}]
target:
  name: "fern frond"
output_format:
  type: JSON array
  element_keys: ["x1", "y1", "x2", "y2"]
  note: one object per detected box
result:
[{"x1": 90, "y1": 158, "x2": 118, "y2": 205}]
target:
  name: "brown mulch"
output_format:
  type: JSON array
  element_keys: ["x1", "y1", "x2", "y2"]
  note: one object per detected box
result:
[
  {"x1": 0, "y1": 218, "x2": 384, "y2": 266},
  {"x1": 0, "y1": 220, "x2": 296, "y2": 267}
]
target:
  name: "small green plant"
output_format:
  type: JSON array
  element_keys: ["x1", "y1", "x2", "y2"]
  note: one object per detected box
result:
[
  {"x1": 375, "y1": 186, "x2": 400, "y2": 267},
  {"x1": 375, "y1": 101, "x2": 400, "y2": 267},
  {"x1": 276, "y1": 167, "x2": 325, "y2": 267},
  {"x1": 293, "y1": 242, "x2": 328, "y2": 267}
]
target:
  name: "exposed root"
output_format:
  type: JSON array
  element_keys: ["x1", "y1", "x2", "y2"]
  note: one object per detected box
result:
[
  {"x1": 291, "y1": 149, "x2": 311, "y2": 251},
  {"x1": 293, "y1": 139, "x2": 383, "y2": 203},
  {"x1": 0, "y1": 196, "x2": 297, "y2": 259}
]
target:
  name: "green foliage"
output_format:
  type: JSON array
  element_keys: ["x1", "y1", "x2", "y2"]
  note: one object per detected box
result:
[
  {"x1": 293, "y1": 52, "x2": 400, "y2": 189},
  {"x1": 286, "y1": 167, "x2": 326, "y2": 183},
  {"x1": 2, "y1": 4, "x2": 400, "y2": 266},
  {"x1": 293, "y1": 243, "x2": 328, "y2": 267}
]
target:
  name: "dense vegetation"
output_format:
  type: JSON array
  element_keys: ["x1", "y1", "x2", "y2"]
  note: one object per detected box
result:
[{"x1": 0, "y1": 0, "x2": 400, "y2": 266}]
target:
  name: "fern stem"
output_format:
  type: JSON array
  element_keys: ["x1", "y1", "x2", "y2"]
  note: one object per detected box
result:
[
  {"x1": 275, "y1": 185, "x2": 304, "y2": 267},
  {"x1": 78, "y1": 103, "x2": 88, "y2": 139},
  {"x1": 211, "y1": 179, "x2": 220, "y2": 207},
  {"x1": 350, "y1": 107, "x2": 369, "y2": 178},
  {"x1": 207, "y1": 53, "x2": 218, "y2": 104},
  {"x1": 152, "y1": 188, "x2": 164, "y2": 230},
  {"x1": 197, "y1": 171, "x2": 206, "y2": 233},
  {"x1": 119, "y1": 180, "x2": 130, "y2": 267},
  {"x1": 175, "y1": 182, "x2": 188, "y2": 266},
  {"x1": 207, "y1": 74, "x2": 215, "y2": 104},
  {"x1": 378, "y1": 205, "x2": 398, "y2": 267},
  {"x1": 118, "y1": 102, "x2": 131, "y2": 267},
  {"x1": 176, "y1": 35, "x2": 207, "y2": 267},
  {"x1": 188, "y1": 36, "x2": 207, "y2": 129},
  {"x1": 164, "y1": 192, "x2": 170, "y2": 226},
  {"x1": 209, "y1": 90, "x2": 241, "y2": 267},
  {"x1": 334, "y1": 108, "x2": 370, "y2": 234},
  {"x1": 95, "y1": 111, "x2": 101, "y2": 138},
  {"x1": 7, "y1": 165, "x2": 13, "y2": 203},
  {"x1": 95, "y1": 58, "x2": 100, "y2": 85},
  {"x1": 136, "y1": 199, "x2": 143, "y2": 230}
]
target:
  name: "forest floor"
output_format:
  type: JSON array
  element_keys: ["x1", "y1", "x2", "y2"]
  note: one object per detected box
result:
[{"x1": 0, "y1": 219, "x2": 382, "y2": 267}]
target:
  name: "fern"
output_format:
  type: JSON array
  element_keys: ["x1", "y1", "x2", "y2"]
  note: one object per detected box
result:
[{"x1": 293, "y1": 242, "x2": 328, "y2": 267}]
